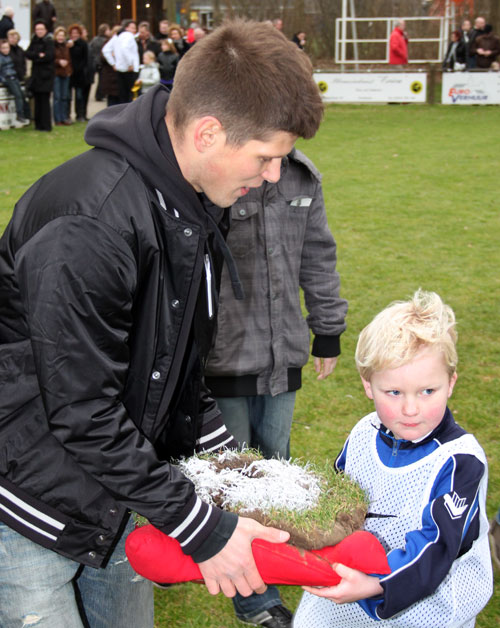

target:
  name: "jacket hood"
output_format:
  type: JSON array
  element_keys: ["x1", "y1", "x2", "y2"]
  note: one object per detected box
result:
[
  {"x1": 85, "y1": 85, "x2": 205, "y2": 227},
  {"x1": 85, "y1": 85, "x2": 244, "y2": 299}
]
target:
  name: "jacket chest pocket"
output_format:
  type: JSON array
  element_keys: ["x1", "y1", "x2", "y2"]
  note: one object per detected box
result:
[
  {"x1": 226, "y1": 201, "x2": 260, "y2": 258},
  {"x1": 281, "y1": 195, "x2": 312, "y2": 252}
]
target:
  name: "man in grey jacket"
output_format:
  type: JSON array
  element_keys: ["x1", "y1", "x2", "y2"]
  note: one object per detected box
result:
[{"x1": 205, "y1": 148, "x2": 348, "y2": 628}]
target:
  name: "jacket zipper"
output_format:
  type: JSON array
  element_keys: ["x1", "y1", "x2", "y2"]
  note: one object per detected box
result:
[{"x1": 204, "y1": 253, "x2": 213, "y2": 319}]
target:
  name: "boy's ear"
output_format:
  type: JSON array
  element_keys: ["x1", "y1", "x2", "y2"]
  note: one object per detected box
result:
[
  {"x1": 447, "y1": 372, "x2": 458, "y2": 397},
  {"x1": 361, "y1": 377, "x2": 374, "y2": 400}
]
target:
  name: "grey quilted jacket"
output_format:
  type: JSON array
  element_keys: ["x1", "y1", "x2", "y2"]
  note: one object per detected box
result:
[{"x1": 205, "y1": 148, "x2": 348, "y2": 397}]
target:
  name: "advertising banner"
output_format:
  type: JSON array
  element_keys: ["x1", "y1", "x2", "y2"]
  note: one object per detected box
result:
[
  {"x1": 442, "y1": 72, "x2": 500, "y2": 105},
  {"x1": 314, "y1": 73, "x2": 427, "y2": 103}
]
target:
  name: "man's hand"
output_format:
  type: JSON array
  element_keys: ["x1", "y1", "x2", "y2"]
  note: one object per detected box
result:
[
  {"x1": 302, "y1": 562, "x2": 383, "y2": 604},
  {"x1": 314, "y1": 356, "x2": 338, "y2": 381},
  {"x1": 198, "y1": 516, "x2": 289, "y2": 598}
]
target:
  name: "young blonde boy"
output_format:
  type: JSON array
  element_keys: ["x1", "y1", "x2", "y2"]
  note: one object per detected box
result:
[{"x1": 295, "y1": 290, "x2": 492, "y2": 628}]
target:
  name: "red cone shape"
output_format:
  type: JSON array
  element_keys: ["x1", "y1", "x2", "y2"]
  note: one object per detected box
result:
[{"x1": 125, "y1": 525, "x2": 390, "y2": 586}]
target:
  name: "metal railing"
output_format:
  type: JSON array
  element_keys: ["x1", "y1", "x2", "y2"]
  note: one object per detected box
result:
[{"x1": 335, "y1": 16, "x2": 451, "y2": 65}]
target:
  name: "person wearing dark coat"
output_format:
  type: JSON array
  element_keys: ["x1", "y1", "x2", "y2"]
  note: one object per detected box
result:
[
  {"x1": 0, "y1": 8, "x2": 15, "y2": 39},
  {"x1": 470, "y1": 24, "x2": 500, "y2": 69},
  {"x1": 25, "y1": 20, "x2": 54, "y2": 131},
  {"x1": 6, "y1": 29, "x2": 26, "y2": 80},
  {"x1": 6, "y1": 29, "x2": 30, "y2": 119},
  {"x1": 137, "y1": 21, "x2": 161, "y2": 63},
  {"x1": 89, "y1": 23, "x2": 110, "y2": 101},
  {"x1": 168, "y1": 24, "x2": 190, "y2": 58},
  {"x1": 157, "y1": 37, "x2": 178, "y2": 88},
  {"x1": 467, "y1": 16, "x2": 486, "y2": 68},
  {"x1": 68, "y1": 23, "x2": 90, "y2": 122},
  {"x1": 32, "y1": 0, "x2": 56, "y2": 33},
  {"x1": 442, "y1": 30, "x2": 466, "y2": 70}
]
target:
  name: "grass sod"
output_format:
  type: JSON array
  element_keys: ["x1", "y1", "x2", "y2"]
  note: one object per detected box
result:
[
  {"x1": 0, "y1": 104, "x2": 498, "y2": 627},
  {"x1": 179, "y1": 450, "x2": 368, "y2": 549}
]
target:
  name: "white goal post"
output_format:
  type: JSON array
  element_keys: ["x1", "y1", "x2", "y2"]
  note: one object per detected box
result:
[
  {"x1": 335, "y1": 16, "x2": 453, "y2": 64},
  {"x1": 335, "y1": 0, "x2": 457, "y2": 65}
]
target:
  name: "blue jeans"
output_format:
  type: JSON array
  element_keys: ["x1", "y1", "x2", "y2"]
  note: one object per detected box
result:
[
  {"x1": 215, "y1": 392, "x2": 296, "y2": 619},
  {"x1": 3, "y1": 76, "x2": 25, "y2": 118},
  {"x1": 215, "y1": 392, "x2": 296, "y2": 459},
  {"x1": 53, "y1": 75, "x2": 70, "y2": 122},
  {"x1": 0, "y1": 518, "x2": 153, "y2": 627}
]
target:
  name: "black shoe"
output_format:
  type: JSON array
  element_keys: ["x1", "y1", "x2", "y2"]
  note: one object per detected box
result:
[
  {"x1": 152, "y1": 581, "x2": 173, "y2": 590},
  {"x1": 240, "y1": 604, "x2": 293, "y2": 628}
]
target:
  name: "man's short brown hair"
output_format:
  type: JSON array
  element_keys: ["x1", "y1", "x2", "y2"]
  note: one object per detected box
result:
[{"x1": 168, "y1": 19, "x2": 323, "y2": 144}]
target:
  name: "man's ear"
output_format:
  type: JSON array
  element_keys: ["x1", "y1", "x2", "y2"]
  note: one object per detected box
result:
[
  {"x1": 361, "y1": 377, "x2": 374, "y2": 400},
  {"x1": 193, "y1": 116, "x2": 224, "y2": 153}
]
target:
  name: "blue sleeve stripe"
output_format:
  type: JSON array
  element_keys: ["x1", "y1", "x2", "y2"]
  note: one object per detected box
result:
[
  {"x1": 461, "y1": 488, "x2": 480, "y2": 540},
  {"x1": 335, "y1": 437, "x2": 349, "y2": 472}
]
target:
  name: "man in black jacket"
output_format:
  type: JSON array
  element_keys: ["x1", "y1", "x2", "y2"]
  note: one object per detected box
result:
[
  {"x1": 0, "y1": 6, "x2": 14, "y2": 39},
  {"x1": 32, "y1": 0, "x2": 57, "y2": 33},
  {"x1": 0, "y1": 19, "x2": 324, "y2": 627}
]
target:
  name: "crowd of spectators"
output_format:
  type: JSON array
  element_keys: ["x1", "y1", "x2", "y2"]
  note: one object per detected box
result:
[
  {"x1": 443, "y1": 15, "x2": 500, "y2": 70},
  {"x1": 0, "y1": 10, "x2": 313, "y2": 132},
  {"x1": 3, "y1": 5, "x2": 498, "y2": 132},
  {"x1": 0, "y1": 9, "x2": 207, "y2": 131}
]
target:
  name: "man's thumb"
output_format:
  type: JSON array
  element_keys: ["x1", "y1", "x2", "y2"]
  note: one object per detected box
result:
[{"x1": 257, "y1": 525, "x2": 290, "y2": 544}]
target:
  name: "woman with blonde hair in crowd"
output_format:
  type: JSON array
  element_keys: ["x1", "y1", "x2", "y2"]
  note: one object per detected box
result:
[
  {"x1": 53, "y1": 26, "x2": 73, "y2": 125},
  {"x1": 6, "y1": 29, "x2": 30, "y2": 120},
  {"x1": 168, "y1": 24, "x2": 190, "y2": 58}
]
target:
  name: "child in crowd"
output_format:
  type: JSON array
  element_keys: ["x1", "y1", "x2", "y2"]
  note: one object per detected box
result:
[
  {"x1": 136, "y1": 50, "x2": 160, "y2": 95},
  {"x1": 157, "y1": 37, "x2": 178, "y2": 88},
  {"x1": 294, "y1": 289, "x2": 493, "y2": 628},
  {"x1": 0, "y1": 39, "x2": 29, "y2": 127}
]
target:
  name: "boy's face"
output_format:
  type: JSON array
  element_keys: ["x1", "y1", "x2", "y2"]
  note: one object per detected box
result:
[
  {"x1": 361, "y1": 348, "x2": 457, "y2": 441},
  {"x1": 0, "y1": 42, "x2": 10, "y2": 55}
]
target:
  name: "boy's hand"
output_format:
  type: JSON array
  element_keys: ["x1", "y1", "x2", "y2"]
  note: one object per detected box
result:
[
  {"x1": 198, "y1": 517, "x2": 289, "y2": 598},
  {"x1": 302, "y1": 563, "x2": 383, "y2": 604}
]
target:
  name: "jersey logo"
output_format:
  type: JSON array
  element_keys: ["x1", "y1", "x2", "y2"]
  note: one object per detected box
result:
[{"x1": 444, "y1": 491, "x2": 468, "y2": 519}]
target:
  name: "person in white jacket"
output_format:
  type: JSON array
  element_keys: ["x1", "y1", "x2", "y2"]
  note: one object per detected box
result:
[{"x1": 102, "y1": 19, "x2": 139, "y2": 103}]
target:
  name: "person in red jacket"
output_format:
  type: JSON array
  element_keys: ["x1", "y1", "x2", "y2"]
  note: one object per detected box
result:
[{"x1": 389, "y1": 19, "x2": 408, "y2": 66}]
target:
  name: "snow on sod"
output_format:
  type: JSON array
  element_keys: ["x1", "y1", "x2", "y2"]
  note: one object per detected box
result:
[
  {"x1": 177, "y1": 449, "x2": 368, "y2": 549},
  {"x1": 178, "y1": 449, "x2": 322, "y2": 515}
]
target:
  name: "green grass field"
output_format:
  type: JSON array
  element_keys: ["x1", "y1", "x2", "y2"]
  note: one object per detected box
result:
[{"x1": 1, "y1": 104, "x2": 498, "y2": 627}]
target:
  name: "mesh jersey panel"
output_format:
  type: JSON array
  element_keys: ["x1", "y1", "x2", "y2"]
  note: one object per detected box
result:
[{"x1": 293, "y1": 412, "x2": 491, "y2": 628}]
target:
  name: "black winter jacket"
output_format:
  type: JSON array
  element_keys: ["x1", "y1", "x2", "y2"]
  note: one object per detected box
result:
[
  {"x1": 0, "y1": 86, "x2": 238, "y2": 568},
  {"x1": 26, "y1": 34, "x2": 54, "y2": 92}
]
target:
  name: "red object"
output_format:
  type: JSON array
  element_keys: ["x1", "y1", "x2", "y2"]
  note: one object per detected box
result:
[
  {"x1": 125, "y1": 525, "x2": 390, "y2": 586},
  {"x1": 389, "y1": 27, "x2": 408, "y2": 65}
]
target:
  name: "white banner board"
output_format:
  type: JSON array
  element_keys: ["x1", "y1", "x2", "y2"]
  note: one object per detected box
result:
[
  {"x1": 442, "y1": 72, "x2": 500, "y2": 105},
  {"x1": 0, "y1": 0, "x2": 32, "y2": 46},
  {"x1": 314, "y1": 73, "x2": 427, "y2": 103}
]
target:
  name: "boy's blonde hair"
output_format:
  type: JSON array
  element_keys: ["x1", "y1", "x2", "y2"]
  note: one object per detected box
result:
[{"x1": 355, "y1": 289, "x2": 457, "y2": 380}]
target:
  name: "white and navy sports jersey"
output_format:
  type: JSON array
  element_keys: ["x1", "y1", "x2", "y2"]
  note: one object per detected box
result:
[{"x1": 294, "y1": 408, "x2": 492, "y2": 628}]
